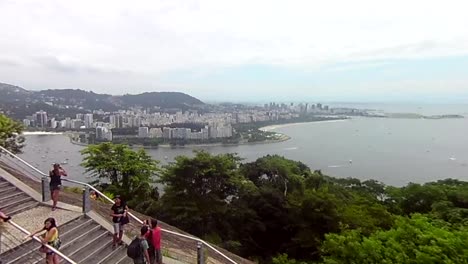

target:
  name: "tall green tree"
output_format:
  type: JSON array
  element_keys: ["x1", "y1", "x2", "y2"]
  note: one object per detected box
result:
[
  {"x1": 158, "y1": 150, "x2": 244, "y2": 238},
  {"x1": 240, "y1": 155, "x2": 309, "y2": 196},
  {"x1": 81, "y1": 142, "x2": 160, "y2": 207},
  {"x1": 0, "y1": 114, "x2": 25, "y2": 153}
]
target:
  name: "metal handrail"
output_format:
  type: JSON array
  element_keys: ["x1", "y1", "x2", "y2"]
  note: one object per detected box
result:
[
  {"x1": 0, "y1": 146, "x2": 238, "y2": 264},
  {"x1": 7, "y1": 220, "x2": 77, "y2": 264}
]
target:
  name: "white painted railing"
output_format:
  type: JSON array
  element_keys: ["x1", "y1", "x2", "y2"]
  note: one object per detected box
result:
[
  {"x1": 6, "y1": 220, "x2": 77, "y2": 264},
  {"x1": 0, "y1": 145, "x2": 238, "y2": 264}
]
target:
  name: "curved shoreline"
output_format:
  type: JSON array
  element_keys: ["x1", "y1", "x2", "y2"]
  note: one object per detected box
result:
[
  {"x1": 68, "y1": 133, "x2": 291, "y2": 148},
  {"x1": 29, "y1": 119, "x2": 348, "y2": 148},
  {"x1": 259, "y1": 119, "x2": 349, "y2": 131},
  {"x1": 23, "y1": 131, "x2": 64, "y2": 135}
]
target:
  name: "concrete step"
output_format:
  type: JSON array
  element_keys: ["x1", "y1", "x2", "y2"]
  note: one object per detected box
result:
[
  {"x1": 68, "y1": 232, "x2": 114, "y2": 263},
  {"x1": 84, "y1": 240, "x2": 116, "y2": 264},
  {"x1": 1, "y1": 215, "x2": 135, "y2": 264},
  {"x1": 0, "y1": 180, "x2": 11, "y2": 188},
  {"x1": 0, "y1": 191, "x2": 28, "y2": 204},
  {"x1": 2, "y1": 199, "x2": 39, "y2": 216},
  {"x1": 0, "y1": 186, "x2": 18, "y2": 198},
  {"x1": 99, "y1": 245, "x2": 129, "y2": 264},
  {"x1": 0, "y1": 179, "x2": 39, "y2": 217}
]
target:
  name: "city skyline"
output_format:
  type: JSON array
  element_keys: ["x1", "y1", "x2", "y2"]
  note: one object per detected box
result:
[{"x1": 1, "y1": 1, "x2": 468, "y2": 102}]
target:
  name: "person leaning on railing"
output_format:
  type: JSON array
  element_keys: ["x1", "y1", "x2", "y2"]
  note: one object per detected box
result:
[
  {"x1": 0, "y1": 211, "x2": 11, "y2": 222},
  {"x1": 27, "y1": 217, "x2": 61, "y2": 264}
]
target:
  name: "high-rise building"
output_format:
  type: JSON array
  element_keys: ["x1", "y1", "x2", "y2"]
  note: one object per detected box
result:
[
  {"x1": 50, "y1": 118, "x2": 58, "y2": 129},
  {"x1": 96, "y1": 126, "x2": 112, "y2": 140},
  {"x1": 23, "y1": 119, "x2": 31, "y2": 127},
  {"x1": 149, "y1": 128, "x2": 163, "y2": 138},
  {"x1": 110, "y1": 115, "x2": 122, "y2": 128},
  {"x1": 162, "y1": 127, "x2": 172, "y2": 139},
  {"x1": 96, "y1": 126, "x2": 104, "y2": 139},
  {"x1": 64, "y1": 117, "x2": 72, "y2": 129},
  {"x1": 208, "y1": 123, "x2": 233, "y2": 138},
  {"x1": 35, "y1": 110, "x2": 48, "y2": 128},
  {"x1": 138, "y1": 127, "x2": 149, "y2": 138},
  {"x1": 71, "y1": 119, "x2": 83, "y2": 129},
  {"x1": 84, "y1": 114, "x2": 94, "y2": 128}
]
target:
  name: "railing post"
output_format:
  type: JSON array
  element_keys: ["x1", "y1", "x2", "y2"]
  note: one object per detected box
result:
[
  {"x1": 82, "y1": 186, "x2": 90, "y2": 214},
  {"x1": 41, "y1": 176, "x2": 50, "y2": 202},
  {"x1": 197, "y1": 241, "x2": 204, "y2": 264}
]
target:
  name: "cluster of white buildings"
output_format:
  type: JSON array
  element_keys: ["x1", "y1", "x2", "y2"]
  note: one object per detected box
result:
[
  {"x1": 23, "y1": 111, "x2": 95, "y2": 129},
  {"x1": 136, "y1": 124, "x2": 233, "y2": 140},
  {"x1": 25, "y1": 102, "x2": 348, "y2": 143},
  {"x1": 95, "y1": 126, "x2": 113, "y2": 141},
  {"x1": 23, "y1": 107, "x2": 307, "y2": 131}
]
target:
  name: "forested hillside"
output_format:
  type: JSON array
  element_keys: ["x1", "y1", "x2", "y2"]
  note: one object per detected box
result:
[{"x1": 80, "y1": 143, "x2": 468, "y2": 263}]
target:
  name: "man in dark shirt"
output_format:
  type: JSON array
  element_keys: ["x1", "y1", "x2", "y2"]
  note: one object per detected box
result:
[
  {"x1": 134, "y1": 226, "x2": 151, "y2": 264},
  {"x1": 111, "y1": 195, "x2": 129, "y2": 249},
  {"x1": 49, "y1": 163, "x2": 67, "y2": 211}
]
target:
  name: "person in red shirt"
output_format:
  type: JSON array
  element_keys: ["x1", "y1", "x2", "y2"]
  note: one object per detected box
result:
[{"x1": 145, "y1": 218, "x2": 162, "y2": 264}]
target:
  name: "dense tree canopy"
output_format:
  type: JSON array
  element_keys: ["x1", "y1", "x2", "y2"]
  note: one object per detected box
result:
[
  {"x1": 0, "y1": 113, "x2": 25, "y2": 153},
  {"x1": 79, "y1": 143, "x2": 468, "y2": 263},
  {"x1": 321, "y1": 214, "x2": 468, "y2": 264},
  {"x1": 158, "y1": 151, "x2": 244, "y2": 237}
]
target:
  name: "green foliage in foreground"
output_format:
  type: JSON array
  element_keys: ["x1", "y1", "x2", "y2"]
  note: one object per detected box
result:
[
  {"x1": 79, "y1": 142, "x2": 468, "y2": 263},
  {"x1": 322, "y1": 214, "x2": 468, "y2": 264},
  {"x1": 0, "y1": 114, "x2": 25, "y2": 153}
]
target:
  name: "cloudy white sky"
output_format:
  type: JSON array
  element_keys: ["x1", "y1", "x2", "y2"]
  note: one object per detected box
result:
[{"x1": 1, "y1": 0, "x2": 468, "y2": 102}]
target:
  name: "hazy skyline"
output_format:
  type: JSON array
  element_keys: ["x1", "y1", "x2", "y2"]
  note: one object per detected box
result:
[{"x1": 1, "y1": 0, "x2": 468, "y2": 102}]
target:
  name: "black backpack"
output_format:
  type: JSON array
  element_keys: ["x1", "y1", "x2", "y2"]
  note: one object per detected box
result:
[
  {"x1": 127, "y1": 237, "x2": 142, "y2": 259},
  {"x1": 147, "y1": 230, "x2": 154, "y2": 249}
]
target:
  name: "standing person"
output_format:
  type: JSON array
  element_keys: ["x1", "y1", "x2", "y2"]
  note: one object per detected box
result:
[
  {"x1": 28, "y1": 218, "x2": 61, "y2": 264},
  {"x1": 49, "y1": 163, "x2": 67, "y2": 211},
  {"x1": 145, "y1": 219, "x2": 162, "y2": 264},
  {"x1": 111, "y1": 195, "x2": 129, "y2": 249},
  {"x1": 127, "y1": 226, "x2": 151, "y2": 264}
]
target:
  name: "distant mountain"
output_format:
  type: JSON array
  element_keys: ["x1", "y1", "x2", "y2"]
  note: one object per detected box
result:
[
  {"x1": 120, "y1": 92, "x2": 204, "y2": 109},
  {"x1": 0, "y1": 82, "x2": 205, "y2": 120},
  {"x1": 0, "y1": 82, "x2": 32, "y2": 101}
]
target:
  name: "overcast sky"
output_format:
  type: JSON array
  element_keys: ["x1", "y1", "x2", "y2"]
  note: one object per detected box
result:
[{"x1": 1, "y1": 0, "x2": 467, "y2": 102}]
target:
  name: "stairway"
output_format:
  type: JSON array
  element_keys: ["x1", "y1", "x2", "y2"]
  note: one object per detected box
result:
[
  {"x1": 0, "y1": 175, "x2": 133, "y2": 264},
  {"x1": 0, "y1": 215, "x2": 133, "y2": 264},
  {"x1": 0, "y1": 177, "x2": 39, "y2": 216}
]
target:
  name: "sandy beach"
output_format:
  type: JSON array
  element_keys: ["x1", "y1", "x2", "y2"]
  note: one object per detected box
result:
[{"x1": 259, "y1": 119, "x2": 349, "y2": 131}]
